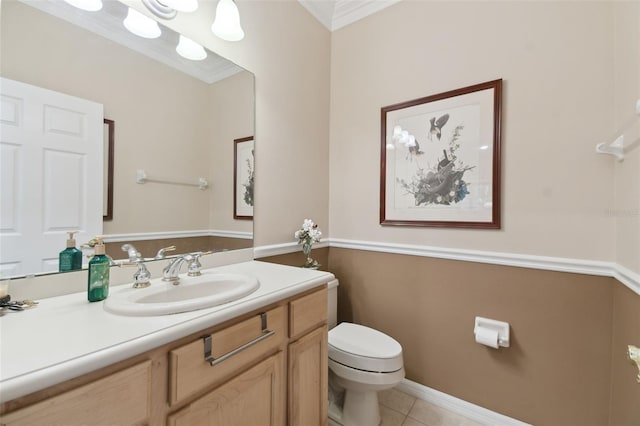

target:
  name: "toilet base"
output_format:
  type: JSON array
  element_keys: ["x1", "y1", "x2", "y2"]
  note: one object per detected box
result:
[
  {"x1": 342, "y1": 388, "x2": 381, "y2": 426},
  {"x1": 327, "y1": 388, "x2": 381, "y2": 426}
]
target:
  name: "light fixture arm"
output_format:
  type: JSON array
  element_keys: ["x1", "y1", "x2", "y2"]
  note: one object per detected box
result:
[{"x1": 141, "y1": 0, "x2": 177, "y2": 19}]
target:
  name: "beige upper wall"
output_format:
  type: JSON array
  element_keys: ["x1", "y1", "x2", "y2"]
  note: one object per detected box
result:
[
  {"x1": 330, "y1": 1, "x2": 618, "y2": 262},
  {"x1": 208, "y1": 70, "x2": 254, "y2": 234},
  {"x1": 148, "y1": 0, "x2": 331, "y2": 247},
  {"x1": 613, "y1": 2, "x2": 640, "y2": 273}
]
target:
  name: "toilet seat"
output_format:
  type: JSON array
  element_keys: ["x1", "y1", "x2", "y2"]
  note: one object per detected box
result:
[{"x1": 328, "y1": 322, "x2": 403, "y2": 373}]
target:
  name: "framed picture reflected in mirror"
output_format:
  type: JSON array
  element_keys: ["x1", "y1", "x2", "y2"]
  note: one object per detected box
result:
[
  {"x1": 234, "y1": 136, "x2": 254, "y2": 220},
  {"x1": 103, "y1": 118, "x2": 114, "y2": 221}
]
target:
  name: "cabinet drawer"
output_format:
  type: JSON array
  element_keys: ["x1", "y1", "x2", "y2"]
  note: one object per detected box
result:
[
  {"x1": 169, "y1": 306, "x2": 286, "y2": 405},
  {"x1": 289, "y1": 286, "x2": 327, "y2": 340},
  {"x1": 168, "y1": 352, "x2": 285, "y2": 426},
  {"x1": 0, "y1": 361, "x2": 151, "y2": 425}
]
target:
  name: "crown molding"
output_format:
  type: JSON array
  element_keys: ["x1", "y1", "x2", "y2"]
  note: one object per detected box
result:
[
  {"x1": 331, "y1": 0, "x2": 402, "y2": 31},
  {"x1": 298, "y1": 0, "x2": 402, "y2": 32}
]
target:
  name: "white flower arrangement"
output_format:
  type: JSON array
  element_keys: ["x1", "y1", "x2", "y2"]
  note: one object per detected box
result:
[{"x1": 294, "y1": 219, "x2": 322, "y2": 268}]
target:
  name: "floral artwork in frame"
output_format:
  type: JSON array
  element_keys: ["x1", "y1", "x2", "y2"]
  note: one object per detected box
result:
[
  {"x1": 234, "y1": 136, "x2": 254, "y2": 220},
  {"x1": 380, "y1": 79, "x2": 502, "y2": 228}
]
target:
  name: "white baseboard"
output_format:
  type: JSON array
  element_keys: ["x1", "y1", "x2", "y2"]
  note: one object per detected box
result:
[{"x1": 396, "y1": 379, "x2": 532, "y2": 426}]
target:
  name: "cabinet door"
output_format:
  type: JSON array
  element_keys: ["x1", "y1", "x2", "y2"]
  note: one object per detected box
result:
[
  {"x1": 0, "y1": 361, "x2": 151, "y2": 425},
  {"x1": 288, "y1": 325, "x2": 328, "y2": 426},
  {"x1": 168, "y1": 351, "x2": 285, "y2": 426}
]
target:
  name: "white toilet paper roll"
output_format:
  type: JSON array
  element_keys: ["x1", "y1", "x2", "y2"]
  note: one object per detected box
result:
[{"x1": 475, "y1": 327, "x2": 499, "y2": 348}]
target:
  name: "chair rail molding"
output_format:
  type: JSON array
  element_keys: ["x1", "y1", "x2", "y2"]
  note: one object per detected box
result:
[{"x1": 254, "y1": 238, "x2": 640, "y2": 296}]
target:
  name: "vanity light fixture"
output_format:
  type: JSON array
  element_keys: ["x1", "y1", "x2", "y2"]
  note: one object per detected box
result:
[
  {"x1": 63, "y1": 0, "x2": 103, "y2": 12},
  {"x1": 211, "y1": 0, "x2": 245, "y2": 42},
  {"x1": 176, "y1": 35, "x2": 207, "y2": 61},
  {"x1": 124, "y1": 7, "x2": 162, "y2": 39}
]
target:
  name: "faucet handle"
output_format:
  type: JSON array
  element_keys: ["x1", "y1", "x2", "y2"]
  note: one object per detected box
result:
[
  {"x1": 121, "y1": 244, "x2": 142, "y2": 262},
  {"x1": 133, "y1": 263, "x2": 151, "y2": 288},
  {"x1": 155, "y1": 245, "x2": 177, "y2": 259},
  {"x1": 185, "y1": 251, "x2": 212, "y2": 277}
]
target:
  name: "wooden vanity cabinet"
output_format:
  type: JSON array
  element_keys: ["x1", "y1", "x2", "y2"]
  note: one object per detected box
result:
[
  {"x1": 168, "y1": 352, "x2": 286, "y2": 426},
  {"x1": 0, "y1": 285, "x2": 328, "y2": 426},
  {"x1": 0, "y1": 361, "x2": 152, "y2": 425},
  {"x1": 288, "y1": 287, "x2": 328, "y2": 426}
]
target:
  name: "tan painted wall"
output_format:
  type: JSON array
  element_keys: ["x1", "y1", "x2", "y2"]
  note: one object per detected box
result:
[
  {"x1": 613, "y1": 2, "x2": 640, "y2": 273},
  {"x1": 260, "y1": 248, "x2": 640, "y2": 425},
  {"x1": 329, "y1": 248, "x2": 615, "y2": 425},
  {"x1": 329, "y1": 1, "x2": 615, "y2": 261},
  {"x1": 609, "y1": 283, "x2": 640, "y2": 426}
]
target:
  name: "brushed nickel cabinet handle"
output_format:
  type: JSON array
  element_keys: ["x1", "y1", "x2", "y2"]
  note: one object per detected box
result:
[{"x1": 203, "y1": 312, "x2": 274, "y2": 367}]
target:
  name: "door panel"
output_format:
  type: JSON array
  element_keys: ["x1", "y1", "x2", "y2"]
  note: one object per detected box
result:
[{"x1": 0, "y1": 77, "x2": 103, "y2": 276}]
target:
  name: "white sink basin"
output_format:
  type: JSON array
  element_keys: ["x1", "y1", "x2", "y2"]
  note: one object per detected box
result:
[{"x1": 104, "y1": 272, "x2": 259, "y2": 316}]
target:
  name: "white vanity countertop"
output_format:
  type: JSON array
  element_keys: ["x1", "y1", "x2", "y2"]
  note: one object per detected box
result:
[{"x1": 0, "y1": 261, "x2": 335, "y2": 403}]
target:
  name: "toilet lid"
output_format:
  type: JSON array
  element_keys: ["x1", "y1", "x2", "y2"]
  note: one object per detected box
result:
[{"x1": 328, "y1": 322, "x2": 403, "y2": 373}]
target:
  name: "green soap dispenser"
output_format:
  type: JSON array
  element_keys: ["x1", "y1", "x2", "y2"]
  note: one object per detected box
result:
[
  {"x1": 87, "y1": 236, "x2": 110, "y2": 302},
  {"x1": 59, "y1": 231, "x2": 82, "y2": 272}
]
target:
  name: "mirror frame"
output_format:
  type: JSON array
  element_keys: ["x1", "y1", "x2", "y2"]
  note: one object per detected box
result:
[{"x1": 103, "y1": 118, "x2": 115, "y2": 221}]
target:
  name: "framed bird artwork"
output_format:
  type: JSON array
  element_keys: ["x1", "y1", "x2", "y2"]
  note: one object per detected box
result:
[
  {"x1": 380, "y1": 79, "x2": 502, "y2": 229},
  {"x1": 234, "y1": 136, "x2": 255, "y2": 220}
]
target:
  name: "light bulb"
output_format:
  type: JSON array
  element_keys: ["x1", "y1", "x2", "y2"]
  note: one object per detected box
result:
[
  {"x1": 176, "y1": 35, "x2": 207, "y2": 61},
  {"x1": 211, "y1": 0, "x2": 244, "y2": 42},
  {"x1": 124, "y1": 8, "x2": 161, "y2": 39},
  {"x1": 63, "y1": 0, "x2": 103, "y2": 12}
]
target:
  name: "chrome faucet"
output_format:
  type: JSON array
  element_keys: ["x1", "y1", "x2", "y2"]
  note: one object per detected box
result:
[
  {"x1": 121, "y1": 244, "x2": 151, "y2": 288},
  {"x1": 185, "y1": 252, "x2": 211, "y2": 277},
  {"x1": 162, "y1": 252, "x2": 212, "y2": 284},
  {"x1": 121, "y1": 244, "x2": 142, "y2": 262},
  {"x1": 162, "y1": 256, "x2": 187, "y2": 284},
  {"x1": 154, "y1": 245, "x2": 176, "y2": 259}
]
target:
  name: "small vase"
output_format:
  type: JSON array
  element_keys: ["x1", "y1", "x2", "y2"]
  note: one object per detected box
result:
[{"x1": 302, "y1": 242, "x2": 319, "y2": 269}]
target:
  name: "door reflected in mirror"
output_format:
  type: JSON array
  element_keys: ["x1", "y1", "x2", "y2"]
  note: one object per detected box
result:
[{"x1": 0, "y1": 0, "x2": 255, "y2": 279}]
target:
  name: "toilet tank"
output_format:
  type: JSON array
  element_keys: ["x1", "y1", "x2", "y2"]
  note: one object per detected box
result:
[{"x1": 327, "y1": 279, "x2": 339, "y2": 329}]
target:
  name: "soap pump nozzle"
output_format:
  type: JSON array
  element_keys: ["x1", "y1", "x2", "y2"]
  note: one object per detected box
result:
[
  {"x1": 66, "y1": 231, "x2": 78, "y2": 248},
  {"x1": 93, "y1": 236, "x2": 106, "y2": 256}
]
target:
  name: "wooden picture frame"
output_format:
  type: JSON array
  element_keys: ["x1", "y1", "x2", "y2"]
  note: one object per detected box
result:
[
  {"x1": 234, "y1": 136, "x2": 254, "y2": 220},
  {"x1": 380, "y1": 79, "x2": 502, "y2": 228},
  {"x1": 103, "y1": 118, "x2": 114, "y2": 221}
]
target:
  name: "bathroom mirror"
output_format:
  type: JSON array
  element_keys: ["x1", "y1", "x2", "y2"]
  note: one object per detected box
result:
[{"x1": 0, "y1": 0, "x2": 254, "y2": 279}]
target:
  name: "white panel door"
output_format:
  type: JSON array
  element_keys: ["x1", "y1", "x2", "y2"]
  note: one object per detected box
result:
[{"x1": 0, "y1": 78, "x2": 103, "y2": 277}]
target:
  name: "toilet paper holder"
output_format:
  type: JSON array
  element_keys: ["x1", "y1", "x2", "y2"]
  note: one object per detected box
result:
[{"x1": 474, "y1": 316, "x2": 510, "y2": 348}]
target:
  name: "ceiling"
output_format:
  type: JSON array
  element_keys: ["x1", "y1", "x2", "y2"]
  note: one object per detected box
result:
[{"x1": 297, "y1": 0, "x2": 402, "y2": 31}]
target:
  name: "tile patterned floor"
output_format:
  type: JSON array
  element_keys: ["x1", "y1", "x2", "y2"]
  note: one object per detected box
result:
[{"x1": 329, "y1": 387, "x2": 484, "y2": 426}]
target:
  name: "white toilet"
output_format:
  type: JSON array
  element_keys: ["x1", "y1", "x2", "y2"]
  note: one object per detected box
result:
[{"x1": 327, "y1": 280, "x2": 405, "y2": 426}]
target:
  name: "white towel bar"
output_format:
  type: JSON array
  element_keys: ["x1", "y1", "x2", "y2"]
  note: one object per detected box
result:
[{"x1": 136, "y1": 169, "x2": 209, "y2": 190}]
